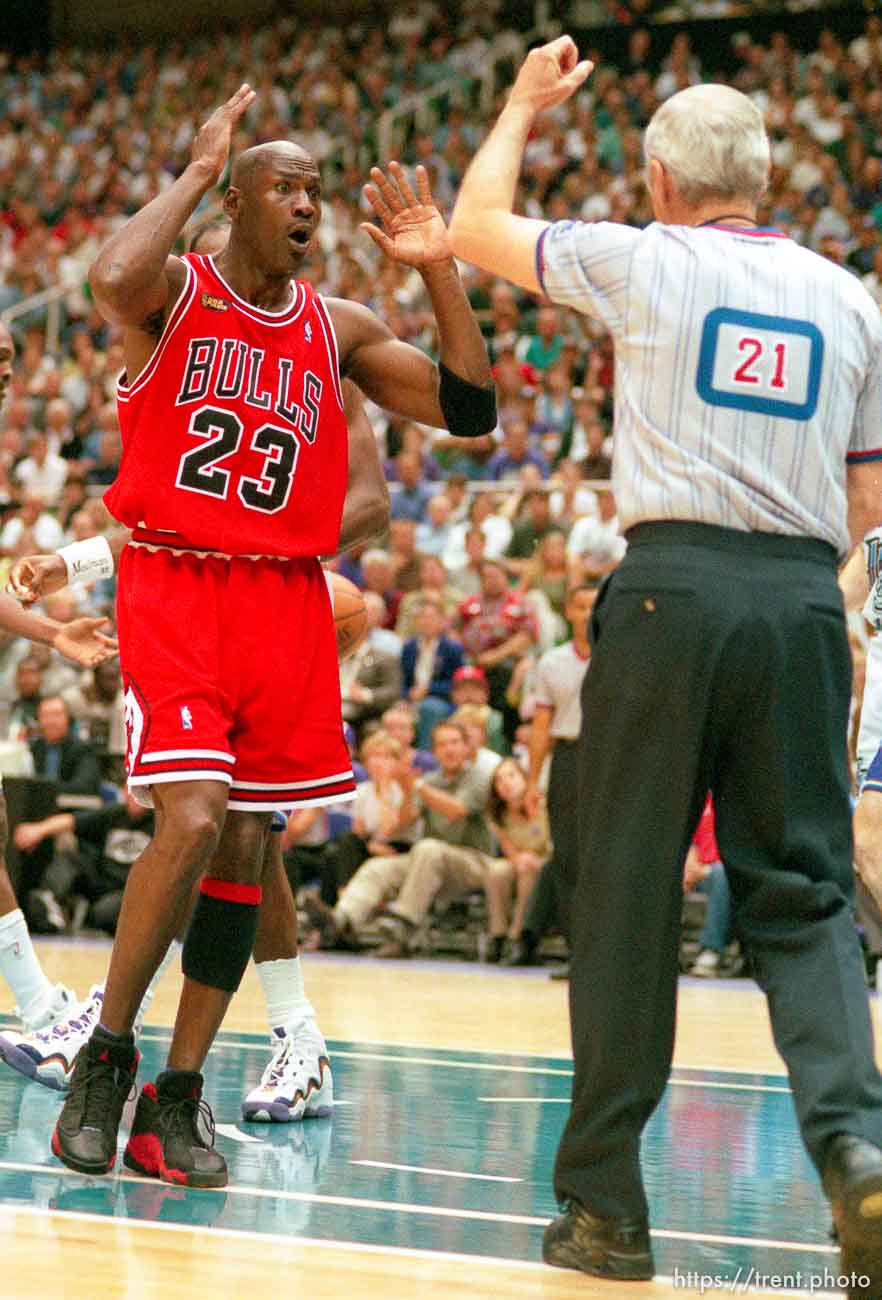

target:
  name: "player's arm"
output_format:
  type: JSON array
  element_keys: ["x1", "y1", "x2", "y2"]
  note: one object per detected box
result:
[
  {"x1": 0, "y1": 590, "x2": 117, "y2": 667},
  {"x1": 839, "y1": 543, "x2": 871, "y2": 612},
  {"x1": 328, "y1": 164, "x2": 495, "y2": 436},
  {"x1": 847, "y1": 463, "x2": 882, "y2": 550},
  {"x1": 448, "y1": 38, "x2": 592, "y2": 291},
  {"x1": 334, "y1": 381, "x2": 390, "y2": 554},
  {"x1": 88, "y1": 86, "x2": 255, "y2": 364},
  {"x1": 9, "y1": 528, "x2": 132, "y2": 604}
]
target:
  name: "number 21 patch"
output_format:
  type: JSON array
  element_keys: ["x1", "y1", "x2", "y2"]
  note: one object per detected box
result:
[{"x1": 696, "y1": 308, "x2": 824, "y2": 421}]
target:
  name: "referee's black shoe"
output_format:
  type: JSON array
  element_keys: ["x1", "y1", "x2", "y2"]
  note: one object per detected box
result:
[
  {"x1": 823, "y1": 1134, "x2": 882, "y2": 1298},
  {"x1": 542, "y1": 1200, "x2": 654, "y2": 1280},
  {"x1": 52, "y1": 1034, "x2": 138, "y2": 1175}
]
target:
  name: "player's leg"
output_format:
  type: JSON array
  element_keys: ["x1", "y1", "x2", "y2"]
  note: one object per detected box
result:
[
  {"x1": 242, "y1": 830, "x2": 333, "y2": 1122},
  {"x1": 0, "y1": 793, "x2": 75, "y2": 1035},
  {"x1": 52, "y1": 779, "x2": 228, "y2": 1179}
]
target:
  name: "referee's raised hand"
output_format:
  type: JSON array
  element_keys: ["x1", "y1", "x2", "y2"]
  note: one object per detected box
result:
[{"x1": 508, "y1": 36, "x2": 594, "y2": 116}]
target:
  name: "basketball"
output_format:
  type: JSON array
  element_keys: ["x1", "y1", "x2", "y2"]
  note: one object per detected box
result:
[{"x1": 328, "y1": 571, "x2": 368, "y2": 661}]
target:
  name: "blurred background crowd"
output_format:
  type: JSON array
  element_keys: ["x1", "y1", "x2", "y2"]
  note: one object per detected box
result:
[{"x1": 1, "y1": 1, "x2": 880, "y2": 974}]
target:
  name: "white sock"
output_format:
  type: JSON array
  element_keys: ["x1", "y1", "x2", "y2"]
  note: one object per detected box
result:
[
  {"x1": 0, "y1": 908, "x2": 53, "y2": 1021},
  {"x1": 256, "y1": 956, "x2": 316, "y2": 1031},
  {"x1": 133, "y1": 940, "x2": 181, "y2": 1033}
]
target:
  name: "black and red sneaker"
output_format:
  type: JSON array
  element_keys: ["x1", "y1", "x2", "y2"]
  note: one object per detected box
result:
[
  {"x1": 52, "y1": 1035, "x2": 139, "y2": 1175},
  {"x1": 123, "y1": 1070, "x2": 227, "y2": 1188}
]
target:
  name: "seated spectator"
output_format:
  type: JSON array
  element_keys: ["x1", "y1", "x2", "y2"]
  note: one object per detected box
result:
[
  {"x1": 279, "y1": 805, "x2": 332, "y2": 894},
  {"x1": 29, "y1": 694, "x2": 101, "y2": 795},
  {"x1": 0, "y1": 492, "x2": 64, "y2": 557},
  {"x1": 323, "y1": 731, "x2": 417, "y2": 905},
  {"x1": 450, "y1": 666, "x2": 506, "y2": 756},
  {"x1": 396, "y1": 553, "x2": 463, "y2": 640},
  {"x1": 519, "y1": 529, "x2": 571, "y2": 644},
  {"x1": 43, "y1": 397, "x2": 83, "y2": 463},
  {"x1": 549, "y1": 458, "x2": 598, "y2": 528},
  {"x1": 516, "y1": 305, "x2": 564, "y2": 372},
  {"x1": 683, "y1": 797, "x2": 740, "y2": 978},
  {"x1": 340, "y1": 596, "x2": 403, "y2": 736},
  {"x1": 505, "y1": 488, "x2": 557, "y2": 575},
  {"x1": 457, "y1": 560, "x2": 537, "y2": 741},
  {"x1": 487, "y1": 420, "x2": 550, "y2": 483},
  {"x1": 416, "y1": 492, "x2": 455, "y2": 559},
  {"x1": 446, "y1": 524, "x2": 486, "y2": 598},
  {"x1": 443, "y1": 492, "x2": 512, "y2": 571},
  {"x1": 579, "y1": 419, "x2": 613, "y2": 482},
  {"x1": 16, "y1": 792, "x2": 153, "y2": 936},
  {"x1": 401, "y1": 595, "x2": 464, "y2": 749},
  {"x1": 86, "y1": 430, "x2": 121, "y2": 487},
  {"x1": 449, "y1": 704, "x2": 503, "y2": 783},
  {"x1": 13, "y1": 433, "x2": 68, "y2": 506},
  {"x1": 62, "y1": 658, "x2": 125, "y2": 770},
  {"x1": 388, "y1": 518, "x2": 421, "y2": 594},
  {"x1": 444, "y1": 472, "x2": 470, "y2": 523},
  {"x1": 360, "y1": 547, "x2": 402, "y2": 630},
  {"x1": 533, "y1": 363, "x2": 574, "y2": 461},
  {"x1": 305, "y1": 719, "x2": 505, "y2": 959},
  {"x1": 389, "y1": 448, "x2": 432, "y2": 522},
  {"x1": 8, "y1": 654, "x2": 44, "y2": 741},
  {"x1": 566, "y1": 487, "x2": 626, "y2": 585},
  {"x1": 483, "y1": 758, "x2": 551, "y2": 963}
]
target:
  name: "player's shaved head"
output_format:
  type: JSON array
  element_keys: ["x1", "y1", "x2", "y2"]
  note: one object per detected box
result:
[{"x1": 231, "y1": 141, "x2": 318, "y2": 192}]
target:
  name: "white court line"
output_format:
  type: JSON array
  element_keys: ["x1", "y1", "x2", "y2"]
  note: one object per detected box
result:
[
  {"x1": 480, "y1": 1079, "x2": 791, "y2": 1101},
  {"x1": 350, "y1": 1160, "x2": 521, "y2": 1183},
  {"x1": 0, "y1": 1189, "x2": 838, "y2": 1262}
]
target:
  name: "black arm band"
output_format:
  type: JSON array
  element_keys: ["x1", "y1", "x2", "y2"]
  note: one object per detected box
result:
[{"x1": 438, "y1": 362, "x2": 497, "y2": 439}]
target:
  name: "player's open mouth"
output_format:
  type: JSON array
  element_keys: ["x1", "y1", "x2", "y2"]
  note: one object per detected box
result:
[{"x1": 288, "y1": 230, "x2": 311, "y2": 247}]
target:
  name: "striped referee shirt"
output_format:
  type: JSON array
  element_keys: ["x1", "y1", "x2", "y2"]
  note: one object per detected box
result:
[{"x1": 537, "y1": 221, "x2": 882, "y2": 557}]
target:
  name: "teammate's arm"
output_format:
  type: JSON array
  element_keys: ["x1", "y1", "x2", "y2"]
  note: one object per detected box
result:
[
  {"x1": 449, "y1": 38, "x2": 592, "y2": 291},
  {"x1": 0, "y1": 590, "x2": 117, "y2": 667},
  {"x1": 329, "y1": 165, "x2": 495, "y2": 435},
  {"x1": 88, "y1": 86, "x2": 255, "y2": 372},
  {"x1": 525, "y1": 705, "x2": 554, "y2": 817}
]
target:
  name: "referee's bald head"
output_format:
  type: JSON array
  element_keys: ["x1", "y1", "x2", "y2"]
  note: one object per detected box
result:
[{"x1": 644, "y1": 84, "x2": 770, "y2": 213}]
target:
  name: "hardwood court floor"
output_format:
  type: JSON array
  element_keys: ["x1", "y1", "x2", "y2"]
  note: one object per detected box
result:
[{"x1": 0, "y1": 942, "x2": 874, "y2": 1299}]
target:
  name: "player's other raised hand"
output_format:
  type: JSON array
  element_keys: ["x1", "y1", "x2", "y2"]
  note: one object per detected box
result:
[
  {"x1": 361, "y1": 162, "x2": 452, "y2": 267},
  {"x1": 191, "y1": 83, "x2": 256, "y2": 185},
  {"x1": 53, "y1": 618, "x2": 119, "y2": 669},
  {"x1": 8, "y1": 554, "x2": 68, "y2": 604},
  {"x1": 508, "y1": 36, "x2": 594, "y2": 115}
]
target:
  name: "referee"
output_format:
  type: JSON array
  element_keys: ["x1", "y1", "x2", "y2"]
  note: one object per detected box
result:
[
  {"x1": 450, "y1": 39, "x2": 882, "y2": 1294},
  {"x1": 518, "y1": 585, "x2": 596, "y2": 961}
]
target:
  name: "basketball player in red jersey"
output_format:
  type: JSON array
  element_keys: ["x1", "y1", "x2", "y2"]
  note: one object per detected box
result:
[{"x1": 51, "y1": 85, "x2": 495, "y2": 1187}]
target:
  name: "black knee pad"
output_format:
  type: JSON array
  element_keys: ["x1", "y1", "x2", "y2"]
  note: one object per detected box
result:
[{"x1": 181, "y1": 878, "x2": 261, "y2": 993}]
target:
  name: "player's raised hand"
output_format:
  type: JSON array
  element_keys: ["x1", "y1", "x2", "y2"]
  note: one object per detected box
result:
[
  {"x1": 53, "y1": 618, "x2": 119, "y2": 668},
  {"x1": 191, "y1": 84, "x2": 256, "y2": 184},
  {"x1": 508, "y1": 36, "x2": 593, "y2": 115},
  {"x1": 361, "y1": 163, "x2": 452, "y2": 267},
  {"x1": 8, "y1": 554, "x2": 68, "y2": 604}
]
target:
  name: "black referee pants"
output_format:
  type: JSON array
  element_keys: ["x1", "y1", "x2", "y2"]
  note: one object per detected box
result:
[{"x1": 555, "y1": 522, "x2": 882, "y2": 1221}]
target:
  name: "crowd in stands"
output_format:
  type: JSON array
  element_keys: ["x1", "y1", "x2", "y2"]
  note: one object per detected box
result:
[{"x1": 0, "y1": 6, "x2": 881, "y2": 965}]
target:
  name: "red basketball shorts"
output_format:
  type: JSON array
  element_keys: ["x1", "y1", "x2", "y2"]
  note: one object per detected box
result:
[{"x1": 117, "y1": 545, "x2": 355, "y2": 812}]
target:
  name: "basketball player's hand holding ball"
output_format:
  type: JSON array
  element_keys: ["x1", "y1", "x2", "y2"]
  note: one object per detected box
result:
[
  {"x1": 508, "y1": 36, "x2": 594, "y2": 115},
  {"x1": 361, "y1": 163, "x2": 452, "y2": 267},
  {"x1": 190, "y1": 83, "x2": 257, "y2": 185}
]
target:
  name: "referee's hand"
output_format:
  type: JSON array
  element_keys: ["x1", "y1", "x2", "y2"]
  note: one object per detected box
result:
[{"x1": 508, "y1": 36, "x2": 594, "y2": 116}]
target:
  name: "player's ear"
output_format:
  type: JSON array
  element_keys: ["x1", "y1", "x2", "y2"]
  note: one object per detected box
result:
[{"x1": 223, "y1": 187, "x2": 241, "y2": 221}]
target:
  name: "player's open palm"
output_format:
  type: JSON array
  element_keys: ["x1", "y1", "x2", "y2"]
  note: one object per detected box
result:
[
  {"x1": 54, "y1": 618, "x2": 119, "y2": 668},
  {"x1": 8, "y1": 554, "x2": 67, "y2": 604},
  {"x1": 361, "y1": 162, "x2": 451, "y2": 267},
  {"x1": 191, "y1": 84, "x2": 256, "y2": 185}
]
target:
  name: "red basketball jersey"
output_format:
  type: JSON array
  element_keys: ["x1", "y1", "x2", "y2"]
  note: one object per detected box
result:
[{"x1": 107, "y1": 254, "x2": 348, "y2": 557}]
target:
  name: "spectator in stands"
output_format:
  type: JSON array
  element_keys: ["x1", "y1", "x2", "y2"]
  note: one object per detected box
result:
[
  {"x1": 533, "y1": 363, "x2": 574, "y2": 451},
  {"x1": 449, "y1": 704, "x2": 503, "y2": 783},
  {"x1": 62, "y1": 658, "x2": 124, "y2": 762},
  {"x1": 567, "y1": 487, "x2": 626, "y2": 585},
  {"x1": 390, "y1": 449, "x2": 432, "y2": 522},
  {"x1": 450, "y1": 665, "x2": 506, "y2": 755},
  {"x1": 340, "y1": 596, "x2": 403, "y2": 735},
  {"x1": 8, "y1": 654, "x2": 44, "y2": 741},
  {"x1": 0, "y1": 493, "x2": 64, "y2": 557},
  {"x1": 396, "y1": 553, "x2": 463, "y2": 639},
  {"x1": 446, "y1": 524, "x2": 486, "y2": 597},
  {"x1": 16, "y1": 793, "x2": 154, "y2": 936},
  {"x1": 415, "y1": 492, "x2": 455, "y2": 559},
  {"x1": 516, "y1": 305, "x2": 564, "y2": 372},
  {"x1": 380, "y1": 703, "x2": 438, "y2": 775},
  {"x1": 388, "y1": 518, "x2": 421, "y2": 593},
  {"x1": 360, "y1": 547, "x2": 403, "y2": 629},
  {"x1": 86, "y1": 430, "x2": 122, "y2": 487},
  {"x1": 549, "y1": 459, "x2": 598, "y2": 528},
  {"x1": 457, "y1": 560, "x2": 537, "y2": 739},
  {"x1": 483, "y1": 757, "x2": 551, "y2": 963},
  {"x1": 505, "y1": 488, "x2": 557, "y2": 574},
  {"x1": 683, "y1": 797, "x2": 740, "y2": 978},
  {"x1": 278, "y1": 805, "x2": 332, "y2": 894},
  {"x1": 402, "y1": 595, "x2": 464, "y2": 749},
  {"x1": 444, "y1": 472, "x2": 470, "y2": 523},
  {"x1": 43, "y1": 398, "x2": 82, "y2": 463},
  {"x1": 579, "y1": 419, "x2": 613, "y2": 481},
  {"x1": 13, "y1": 433, "x2": 67, "y2": 506},
  {"x1": 487, "y1": 420, "x2": 550, "y2": 482},
  {"x1": 29, "y1": 694, "x2": 101, "y2": 795},
  {"x1": 520, "y1": 529, "x2": 571, "y2": 627},
  {"x1": 444, "y1": 493, "x2": 512, "y2": 569},
  {"x1": 306, "y1": 719, "x2": 502, "y2": 958}
]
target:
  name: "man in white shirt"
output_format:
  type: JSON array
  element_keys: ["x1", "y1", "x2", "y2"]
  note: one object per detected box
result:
[
  {"x1": 566, "y1": 487, "x2": 625, "y2": 584},
  {"x1": 0, "y1": 494, "x2": 64, "y2": 557},
  {"x1": 14, "y1": 434, "x2": 68, "y2": 506}
]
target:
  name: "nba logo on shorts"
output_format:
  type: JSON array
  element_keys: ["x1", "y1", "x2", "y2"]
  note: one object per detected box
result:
[{"x1": 180, "y1": 705, "x2": 193, "y2": 730}]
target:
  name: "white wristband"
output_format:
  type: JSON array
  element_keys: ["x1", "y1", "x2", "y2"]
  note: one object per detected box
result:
[{"x1": 58, "y1": 536, "x2": 115, "y2": 585}]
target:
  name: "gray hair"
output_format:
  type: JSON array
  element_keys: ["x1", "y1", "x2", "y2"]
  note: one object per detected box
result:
[{"x1": 644, "y1": 84, "x2": 770, "y2": 207}]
